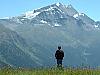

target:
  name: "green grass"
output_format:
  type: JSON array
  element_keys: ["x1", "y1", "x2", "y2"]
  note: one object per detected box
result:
[{"x1": 0, "y1": 67, "x2": 100, "y2": 75}]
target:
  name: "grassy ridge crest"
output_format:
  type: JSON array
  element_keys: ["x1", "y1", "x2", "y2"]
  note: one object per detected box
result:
[{"x1": 0, "y1": 66, "x2": 100, "y2": 75}]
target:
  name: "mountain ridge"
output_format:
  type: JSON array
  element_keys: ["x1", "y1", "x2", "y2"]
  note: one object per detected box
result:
[{"x1": 2, "y1": 3, "x2": 99, "y2": 31}]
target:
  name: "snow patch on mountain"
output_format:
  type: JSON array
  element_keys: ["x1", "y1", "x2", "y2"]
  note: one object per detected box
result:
[
  {"x1": 54, "y1": 23, "x2": 61, "y2": 27},
  {"x1": 94, "y1": 25, "x2": 98, "y2": 28},
  {"x1": 73, "y1": 14, "x2": 79, "y2": 18},
  {"x1": 73, "y1": 13, "x2": 85, "y2": 19},
  {"x1": 94, "y1": 25, "x2": 100, "y2": 30},
  {"x1": 21, "y1": 19, "x2": 25, "y2": 21},
  {"x1": 79, "y1": 13, "x2": 85, "y2": 16},
  {"x1": 57, "y1": 8, "x2": 64, "y2": 13},
  {"x1": 44, "y1": 4, "x2": 63, "y2": 13},
  {"x1": 23, "y1": 11, "x2": 41, "y2": 19},
  {"x1": 56, "y1": 3, "x2": 61, "y2": 7},
  {"x1": 40, "y1": 20, "x2": 47, "y2": 23},
  {"x1": 44, "y1": 7, "x2": 54, "y2": 11}
]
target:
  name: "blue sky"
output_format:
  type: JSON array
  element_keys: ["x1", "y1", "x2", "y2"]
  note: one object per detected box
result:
[{"x1": 0, "y1": 0, "x2": 100, "y2": 21}]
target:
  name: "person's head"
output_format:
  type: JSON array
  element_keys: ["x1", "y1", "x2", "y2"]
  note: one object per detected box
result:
[{"x1": 58, "y1": 46, "x2": 61, "y2": 50}]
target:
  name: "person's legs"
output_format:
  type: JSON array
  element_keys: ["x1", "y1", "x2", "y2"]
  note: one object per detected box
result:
[
  {"x1": 59, "y1": 59, "x2": 62, "y2": 65},
  {"x1": 57, "y1": 59, "x2": 62, "y2": 67},
  {"x1": 57, "y1": 59, "x2": 59, "y2": 67}
]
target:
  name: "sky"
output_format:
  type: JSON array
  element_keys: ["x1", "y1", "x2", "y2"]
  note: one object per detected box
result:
[{"x1": 0, "y1": 0, "x2": 100, "y2": 21}]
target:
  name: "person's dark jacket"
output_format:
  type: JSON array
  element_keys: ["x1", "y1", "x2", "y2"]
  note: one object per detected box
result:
[{"x1": 55, "y1": 50, "x2": 64, "y2": 59}]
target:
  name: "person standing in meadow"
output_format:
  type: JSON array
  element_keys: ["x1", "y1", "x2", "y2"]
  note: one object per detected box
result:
[{"x1": 55, "y1": 46, "x2": 64, "y2": 67}]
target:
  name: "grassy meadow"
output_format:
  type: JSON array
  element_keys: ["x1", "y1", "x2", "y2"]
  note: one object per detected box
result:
[{"x1": 0, "y1": 66, "x2": 100, "y2": 75}]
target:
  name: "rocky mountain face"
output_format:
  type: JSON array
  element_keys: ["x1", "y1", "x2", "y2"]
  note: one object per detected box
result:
[
  {"x1": 0, "y1": 3, "x2": 100, "y2": 67},
  {"x1": 0, "y1": 24, "x2": 43, "y2": 68}
]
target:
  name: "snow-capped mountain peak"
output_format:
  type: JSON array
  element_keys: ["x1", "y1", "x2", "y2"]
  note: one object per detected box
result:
[
  {"x1": 5, "y1": 3, "x2": 76, "y2": 21},
  {"x1": 3, "y1": 2, "x2": 98, "y2": 31},
  {"x1": 56, "y1": 2, "x2": 61, "y2": 7}
]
